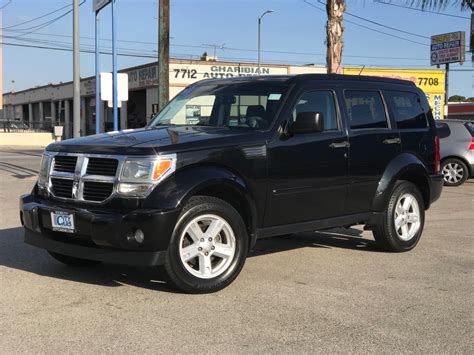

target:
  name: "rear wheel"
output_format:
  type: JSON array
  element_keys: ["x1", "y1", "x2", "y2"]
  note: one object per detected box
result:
[
  {"x1": 373, "y1": 181, "x2": 425, "y2": 252},
  {"x1": 48, "y1": 251, "x2": 101, "y2": 267},
  {"x1": 164, "y1": 196, "x2": 248, "y2": 293},
  {"x1": 441, "y1": 158, "x2": 468, "y2": 186}
]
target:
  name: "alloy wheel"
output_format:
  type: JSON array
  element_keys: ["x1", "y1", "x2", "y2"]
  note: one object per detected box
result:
[
  {"x1": 179, "y1": 214, "x2": 236, "y2": 279},
  {"x1": 394, "y1": 193, "x2": 421, "y2": 241}
]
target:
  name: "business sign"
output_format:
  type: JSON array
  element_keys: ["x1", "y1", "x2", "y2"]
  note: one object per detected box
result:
[
  {"x1": 343, "y1": 67, "x2": 446, "y2": 119},
  {"x1": 93, "y1": 0, "x2": 111, "y2": 12},
  {"x1": 125, "y1": 63, "x2": 289, "y2": 90},
  {"x1": 431, "y1": 31, "x2": 466, "y2": 65}
]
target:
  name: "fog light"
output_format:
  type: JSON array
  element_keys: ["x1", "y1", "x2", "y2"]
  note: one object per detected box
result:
[
  {"x1": 134, "y1": 229, "x2": 145, "y2": 243},
  {"x1": 126, "y1": 229, "x2": 145, "y2": 244}
]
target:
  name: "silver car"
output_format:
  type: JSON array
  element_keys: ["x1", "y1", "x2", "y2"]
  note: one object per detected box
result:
[{"x1": 436, "y1": 120, "x2": 474, "y2": 186}]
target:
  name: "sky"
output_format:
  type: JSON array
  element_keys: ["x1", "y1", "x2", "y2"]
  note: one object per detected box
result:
[{"x1": 1, "y1": 0, "x2": 473, "y2": 97}]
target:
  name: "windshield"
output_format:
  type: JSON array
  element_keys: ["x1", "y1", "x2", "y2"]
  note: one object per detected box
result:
[{"x1": 149, "y1": 81, "x2": 290, "y2": 130}]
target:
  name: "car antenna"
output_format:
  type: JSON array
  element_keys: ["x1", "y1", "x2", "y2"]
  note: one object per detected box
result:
[{"x1": 358, "y1": 65, "x2": 366, "y2": 75}]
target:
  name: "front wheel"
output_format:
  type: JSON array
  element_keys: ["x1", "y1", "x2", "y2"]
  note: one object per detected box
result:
[
  {"x1": 372, "y1": 181, "x2": 425, "y2": 252},
  {"x1": 164, "y1": 196, "x2": 248, "y2": 293}
]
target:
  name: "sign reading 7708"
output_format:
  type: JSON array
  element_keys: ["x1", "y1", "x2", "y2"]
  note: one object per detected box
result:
[{"x1": 417, "y1": 77, "x2": 439, "y2": 86}]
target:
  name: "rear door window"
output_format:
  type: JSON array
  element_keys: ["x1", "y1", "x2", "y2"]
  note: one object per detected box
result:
[
  {"x1": 384, "y1": 91, "x2": 428, "y2": 129},
  {"x1": 344, "y1": 91, "x2": 388, "y2": 130},
  {"x1": 465, "y1": 122, "x2": 474, "y2": 137}
]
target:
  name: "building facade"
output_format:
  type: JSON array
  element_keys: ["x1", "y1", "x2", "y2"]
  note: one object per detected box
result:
[{"x1": 2, "y1": 59, "x2": 449, "y2": 138}]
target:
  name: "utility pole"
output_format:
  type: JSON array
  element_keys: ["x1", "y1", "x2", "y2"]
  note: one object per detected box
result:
[
  {"x1": 158, "y1": 0, "x2": 170, "y2": 112},
  {"x1": 73, "y1": 0, "x2": 81, "y2": 137}
]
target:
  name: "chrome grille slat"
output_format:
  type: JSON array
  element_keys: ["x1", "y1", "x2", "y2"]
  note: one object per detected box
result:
[
  {"x1": 53, "y1": 156, "x2": 78, "y2": 173},
  {"x1": 86, "y1": 158, "x2": 119, "y2": 177}
]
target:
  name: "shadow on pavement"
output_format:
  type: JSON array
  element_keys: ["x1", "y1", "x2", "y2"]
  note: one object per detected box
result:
[{"x1": 0, "y1": 225, "x2": 379, "y2": 292}]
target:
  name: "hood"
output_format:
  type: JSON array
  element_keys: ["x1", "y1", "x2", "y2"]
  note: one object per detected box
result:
[{"x1": 46, "y1": 126, "x2": 265, "y2": 155}]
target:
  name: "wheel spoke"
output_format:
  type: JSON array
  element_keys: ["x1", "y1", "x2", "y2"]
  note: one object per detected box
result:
[
  {"x1": 395, "y1": 215, "x2": 404, "y2": 228},
  {"x1": 181, "y1": 244, "x2": 199, "y2": 262},
  {"x1": 187, "y1": 221, "x2": 204, "y2": 243},
  {"x1": 198, "y1": 254, "x2": 212, "y2": 277},
  {"x1": 407, "y1": 213, "x2": 419, "y2": 224},
  {"x1": 402, "y1": 195, "x2": 413, "y2": 210},
  {"x1": 396, "y1": 203, "x2": 404, "y2": 215},
  {"x1": 213, "y1": 242, "x2": 234, "y2": 259},
  {"x1": 205, "y1": 219, "x2": 224, "y2": 239},
  {"x1": 401, "y1": 224, "x2": 409, "y2": 238}
]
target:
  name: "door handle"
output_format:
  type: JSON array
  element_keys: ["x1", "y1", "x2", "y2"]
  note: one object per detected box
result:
[
  {"x1": 382, "y1": 138, "x2": 401, "y2": 145},
  {"x1": 329, "y1": 141, "x2": 350, "y2": 149}
]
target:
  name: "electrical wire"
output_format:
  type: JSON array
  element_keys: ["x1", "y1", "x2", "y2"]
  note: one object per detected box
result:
[
  {"x1": 315, "y1": 0, "x2": 430, "y2": 39},
  {"x1": 3, "y1": 40, "x2": 472, "y2": 71},
  {"x1": 1, "y1": 2, "x2": 72, "y2": 30},
  {"x1": 373, "y1": 0, "x2": 471, "y2": 19},
  {"x1": 303, "y1": 0, "x2": 430, "y2": 46}
]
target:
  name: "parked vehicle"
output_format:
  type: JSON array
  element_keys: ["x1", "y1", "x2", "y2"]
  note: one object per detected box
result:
[
  {"x1": 435, "y1": 120, "x2": 474, "y2": 186},
  {"x1": 20, "y1": 74, "x2": 443, "y2": 293}
]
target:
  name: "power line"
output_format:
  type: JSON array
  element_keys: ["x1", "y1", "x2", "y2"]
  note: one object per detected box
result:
[
  {"x1": 303, "y1": 0, "x2": 430, "y2": 47},
  {"x1": 1, "y1": 31, "x2": 431, "y2": 62},
  {"x1": 1, "y1": 2, "x2": 72, "y2": 30},
  {"x1": 7, "y1": 0, "x2": 86, "y2": 39},
  {"x1": 5, "y1": 40, "x2": 472, "y2": 71},
  {"x1": 373, "y1": 0, "x2": 471, "y2": 19},
  {"x1": 315, "y1": 0, "x2": 429, "y2": 39}
]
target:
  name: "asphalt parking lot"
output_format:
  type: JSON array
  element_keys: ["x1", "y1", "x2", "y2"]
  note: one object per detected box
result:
[{"x1": 0, "y1": 146, "x2": 473, "y2": 353}]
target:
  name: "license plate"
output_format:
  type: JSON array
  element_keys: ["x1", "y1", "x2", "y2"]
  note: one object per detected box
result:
[{"x1": 51, "y1": 211, "x2": 75, "y2": 233}]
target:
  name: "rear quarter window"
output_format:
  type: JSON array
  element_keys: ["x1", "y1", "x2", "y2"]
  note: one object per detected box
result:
[
  {"x1": 435, "y1": 122, "x2": 451, "y2": 139},
  {"x1": 464, "y1": 122, "x2": 474, "y2": 137},
  {"x1": 384, "y1": 91, "x2": 428, "y2": 129}
]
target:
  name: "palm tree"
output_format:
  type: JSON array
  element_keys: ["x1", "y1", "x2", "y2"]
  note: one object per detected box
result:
[
  {"x1": 326, "y1": 0, "x2": 346, "y2": 73},
  {"x1": 324, "y1": 0, "x2": 472, "y2": 74}
]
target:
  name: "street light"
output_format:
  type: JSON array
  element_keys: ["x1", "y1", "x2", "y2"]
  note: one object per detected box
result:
[{"x1": 257, "y1": 9, "x2": 274, "y2": 74}]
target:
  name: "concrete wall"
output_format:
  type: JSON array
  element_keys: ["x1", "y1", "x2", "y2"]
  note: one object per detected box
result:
[{"x1": 0, "y1": 132, "x2": 56, "y2": 147}]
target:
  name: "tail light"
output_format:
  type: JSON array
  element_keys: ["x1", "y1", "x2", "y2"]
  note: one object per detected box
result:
[
  {"x1": 470, "y1": 138, "x2": 474, "y2": 150},
  {"x1": 435, "y1": 136, "x2": 440, "y2": 174}
]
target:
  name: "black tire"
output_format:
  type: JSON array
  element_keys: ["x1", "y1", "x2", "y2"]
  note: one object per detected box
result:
[
  {"x1": 372, "y1": 181, "x2": 425, "y2": 252},
  {"x1": 164, "y1": 196, "x2": 248, "y2": 294},
  {"x1": 48, "y1": 251, "x2": 101, "y2": 267},
  {"x1": 441, "y1": 158, "x2": 468, "y2": 187}
]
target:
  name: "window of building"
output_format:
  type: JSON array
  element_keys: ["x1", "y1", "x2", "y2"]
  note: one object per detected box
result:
[
  {"x1": 344, "y1": 91, "x2": 388, "y2": 130},
  {"x1": 292, "y1": 90, "x2": 338, "y2": 130},
  {"x1": 385, "y1": 91, "x2": 427, "y2": 129}
]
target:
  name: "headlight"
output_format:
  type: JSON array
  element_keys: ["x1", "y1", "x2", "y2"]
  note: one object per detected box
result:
[
  {"x1": 117, "y1": 154, "x2": 176, "y2": 197},
  {"x1": 38, "y1": 153, "x2": 52, "y2": 188}
]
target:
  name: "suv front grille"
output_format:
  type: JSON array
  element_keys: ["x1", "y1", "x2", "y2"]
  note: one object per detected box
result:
[
  {"x1": 53, "y1": 156, "x2": 77, "y2": 173},
  {"x1": 86, "y1": 158, "x2": 118, "y2": 177},
  {"x1": 48, "y1": 154, "x2": 121, "y2": 203},
  {"x1": 51, "y1": 178, "x2": 74, "y2": 199},
  {"x1": 83, "y1": 181, "x2": 114, "y2": 201}
]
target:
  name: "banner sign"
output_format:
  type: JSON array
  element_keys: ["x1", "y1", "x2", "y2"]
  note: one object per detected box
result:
[
  {"x1": 343, "y1": 67, "x2": 446, "y2": 120},
  {"x1": 431, "y1": 31, "x2": 466, "y2": 65}
]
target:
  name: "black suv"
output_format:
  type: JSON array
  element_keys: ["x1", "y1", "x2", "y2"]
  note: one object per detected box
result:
[{"x1": 20, "y1": 74, "x2": 443, "y2": 293}]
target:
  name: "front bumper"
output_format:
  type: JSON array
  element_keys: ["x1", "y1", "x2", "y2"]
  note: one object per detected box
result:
[
  {"x1": 20, "y1": 194, "x2": 180, "y2": 266},
  {"x1": 429, "y1": 173, "x2": 443, "y2": 205}
]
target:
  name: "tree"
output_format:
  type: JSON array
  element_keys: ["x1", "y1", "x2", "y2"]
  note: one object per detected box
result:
[
  {"x1": 407, "y1": 1, "x2": 473, "y2": 10},
  {"x1": 448, "y1": 95, "x2": 467, "y2": 102},
  {"x1": 326, "y1": 0, "x2": 346, "y2": 74}
]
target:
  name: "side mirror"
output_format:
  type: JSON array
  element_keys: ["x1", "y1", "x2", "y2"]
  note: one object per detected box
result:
[{"x1": 291, "y1": 112, "x2": 325, "y2": 134}]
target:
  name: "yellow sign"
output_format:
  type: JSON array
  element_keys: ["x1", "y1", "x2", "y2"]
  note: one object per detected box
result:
[{"x1": 343, "y1": 68, "x2": 446, "y2": 119}]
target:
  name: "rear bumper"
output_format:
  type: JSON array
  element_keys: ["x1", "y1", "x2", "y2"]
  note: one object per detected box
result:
[
  {"x1": 429, "y1": 173, "x2": 444, "y2": 206},
  {"x1": 20, "y1": 193, "x2": 180, "y2": 266}
]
